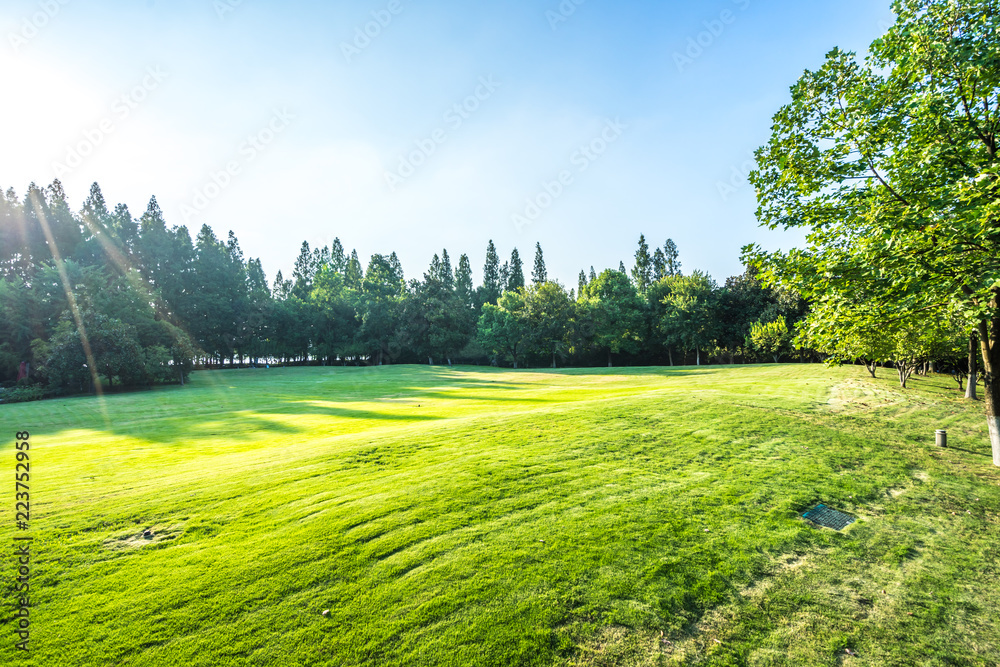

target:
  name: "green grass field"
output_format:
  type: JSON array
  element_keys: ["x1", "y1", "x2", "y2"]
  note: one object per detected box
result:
[{"x1": 2, "y1": 364, "x2": 999, "y2": 666}]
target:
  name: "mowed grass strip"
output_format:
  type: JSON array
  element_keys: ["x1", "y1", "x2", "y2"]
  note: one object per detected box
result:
[{"x1": 1, "y1": 365, "x2": 998, "y2": 666}]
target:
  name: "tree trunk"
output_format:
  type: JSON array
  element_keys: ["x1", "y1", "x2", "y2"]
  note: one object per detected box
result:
[
  {"x1": 696, "y1": 348, "x2": 700, "y2": 366},
  {"x1": 428, "y1": 356, "x2": 433, "y2": 365},
  {"x1": 967, "y1": 333, "x2": 978, "y2": 400},
  {"x1": 977, "y1": 318, "x2": 1000, "y2": 466},
  {"x1": 668, "y1": 348, "x2": 673, "y2": 366},
  {"x1": 608, "y1": 350, "x2": 613, "y2": 367},
  {"x1": 897, "y1": 361, "x2": 918, "y2": 389},
  {"x1": 552, "y1": 350, "x2": 556, "y2": 369}
]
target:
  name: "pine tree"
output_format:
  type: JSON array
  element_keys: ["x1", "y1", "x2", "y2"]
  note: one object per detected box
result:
[
  {"x1": 455, "y1": 253, "x2": 474, "y2": 308},
  {"x1": 226, "y1": 230, "x2": 243, "y2": 264},
  {"x1": 330, "y1": 238, "x2": 346, "y2": 273},
  {"x1": 481, "y1": 240, "x2": 502, "y2": 305},
  {"x1": 589, "y1": 266, "x2": 597, "y2": 282},
  {"x1": 44, "y1": 179, "x2": 82, "y2": 259},
  {"x1": 292, "y1": 241, "x2": 313, "y2": 298},
  {"x1": 139, "y1": 196, "x2": 166, "y2": 235},
  {"x1": 440, "y1": 249, "x2": 454, "y2": 289},
  {"x1": 508, "y1": 248, "x2": 524, "y2": 292},
  {"x1": 619, "y1": 261, "x2": 627, "y2": 275},
  {"x1": 652, "y1": 248, "x2": 667, "y2": 280},
  {"x1": 312, "y1": 244, "x2": 330, "y2": 273},
  {"x1": 532, "y1": 242, "x2": 547, "y2": 284},
  {"x1": 345, "y1": 249, "x2": 363, "y2": 289},
  {"x1": 631, "y1": 234, "x2": 652, "y2": 292},
  {"x1": 500, "y1": 261, "x2": 510, "y2": 293},
  {"x1": 272, "y1": 270, "x2": 292, "y2": 300},
  {"x1": 110, "y1": 203, "x2": 138, "y2": 253},
  {"x1": 247, "y1": 258, "x2": 270, "y2": 299},
  {"x1": 82, "y1": 182, "x2": 109, "y2": 219},
  {"x1": 663, "y1": 239, "x2": 681, "y2": 276},
  {"x1": 578, "y1": 270, "x2": 587, "y2": 298},
  {"x1": 388, "y1": 251, "x2": 404, "y2": 285}
]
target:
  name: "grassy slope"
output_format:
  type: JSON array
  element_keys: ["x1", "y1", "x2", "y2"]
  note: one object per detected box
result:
[{"x1": 1, "y1": 364, "x2": 998, "y2": 666}]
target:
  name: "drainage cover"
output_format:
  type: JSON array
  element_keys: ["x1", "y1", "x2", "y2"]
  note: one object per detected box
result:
[{"x1": 803, "y1": 504, "x2": 855, "y2": 531}]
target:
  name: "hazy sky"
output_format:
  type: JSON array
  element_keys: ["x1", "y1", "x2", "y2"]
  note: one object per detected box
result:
[{"x1": 0, "y1": 0, "x2": 893, "y2": 287}]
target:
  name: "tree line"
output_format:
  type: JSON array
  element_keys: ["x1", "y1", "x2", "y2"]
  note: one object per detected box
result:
[{"x1": 0, "y1": 181, "x2": 807, "y2": 396}]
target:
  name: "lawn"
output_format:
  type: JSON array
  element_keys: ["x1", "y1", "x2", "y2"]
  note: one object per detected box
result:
[{"x1": 1, "y1": 364, "x2": 998, "y2": 666}]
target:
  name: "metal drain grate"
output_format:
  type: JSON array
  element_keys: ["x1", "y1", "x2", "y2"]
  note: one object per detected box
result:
[{"x1": 802, "y1": 504, "x2": 855, "y2": 531}]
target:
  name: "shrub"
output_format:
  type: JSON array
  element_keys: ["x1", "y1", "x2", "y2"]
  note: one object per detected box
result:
[{"x1": 0, "y1": 385, "x2": 46, "y2": 404}]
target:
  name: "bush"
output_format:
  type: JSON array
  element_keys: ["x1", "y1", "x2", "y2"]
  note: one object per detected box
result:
[{"x1": 0, "y1": 385, "x2": 46, "y2": 404}]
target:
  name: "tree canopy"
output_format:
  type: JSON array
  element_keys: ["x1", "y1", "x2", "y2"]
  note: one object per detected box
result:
[{"x1": 744, "y1": 0, "x2": 1000, "y2": 464}]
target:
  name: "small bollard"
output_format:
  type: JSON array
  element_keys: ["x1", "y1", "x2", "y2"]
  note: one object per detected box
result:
[{"x1": 935, "y1": 429, "x2": 947, "y2": 448}]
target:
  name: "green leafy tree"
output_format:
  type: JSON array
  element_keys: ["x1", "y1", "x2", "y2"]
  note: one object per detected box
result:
[
  {"x1": 657, "y1": 271, "x2": 717, "y2": 366},
  {"x1": 37, "y1": 312, "x2": 146, "y2": 390},
  {"x1": 714, "y1": 267, "x2": 805, "y2": 364},
  {"x1": 478, "y1": 289, "x2": 529, "y2": 368},
  {"x1": 524, "y1": 281, "x2": 574, "y2": 367},
  {"x1": 748, "y1": 318, "x2": 792, "y2": 364},
  {"x1": 582, "y1": 269, "x2": 645, "y2": 366},
  {"x1": 745, "y1": 0, "x2": 1000, "y2": 464}
]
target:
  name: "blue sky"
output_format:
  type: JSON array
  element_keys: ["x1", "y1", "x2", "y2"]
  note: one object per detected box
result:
[{"x1": 0, "y1": 0, "x2": 893, "y2": 288}]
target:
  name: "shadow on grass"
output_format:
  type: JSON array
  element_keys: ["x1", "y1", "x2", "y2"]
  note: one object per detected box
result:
[
  {"x1": 84, "y1": 400, "x2": 445, "y2": 445},
  {"x1": 944, "y1": 445, "x2": 992, "y2": 458},
  {"x1": 28, "y1": 363, "x2": 707, "y2": 445}
]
